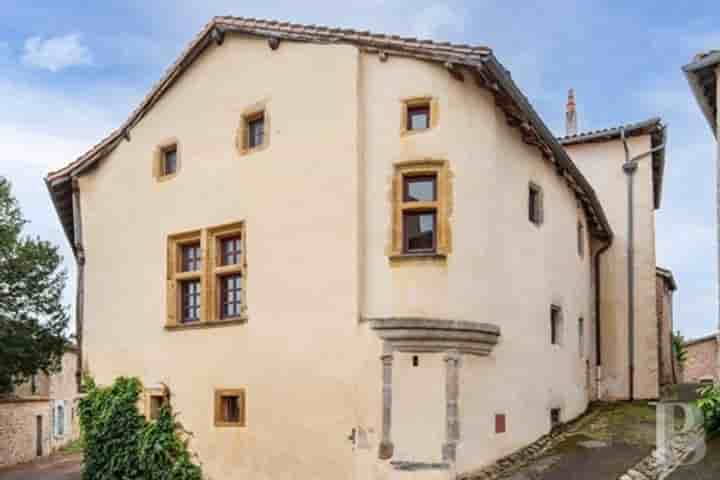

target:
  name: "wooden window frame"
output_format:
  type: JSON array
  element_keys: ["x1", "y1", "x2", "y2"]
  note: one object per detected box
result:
[
  {"x1": 390, "y1": 160, "x2": 451, "y2": 260},
  {"x1": 236, "y1": 102, "x2": 270, "y2": 155},
  {"x1": 400, "y1": 97, "x2": 438, "y2": 135},
  {"x1": 214, "y1": 388, "x2": 246, "y2": 427},
  {"x1": 153, "y1": 138, "x2": 181, "y2": 182},
  {"x1": 166, "y1": 222, "x2": 247, "y2": 330},
  {"x1": 529, "y1": 182, "x2": 543, "y2": 226}
]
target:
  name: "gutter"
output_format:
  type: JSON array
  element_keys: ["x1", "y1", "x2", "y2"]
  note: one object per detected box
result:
[{"x1": 620, "y1": 125, "x2": 667, "y2": 400}]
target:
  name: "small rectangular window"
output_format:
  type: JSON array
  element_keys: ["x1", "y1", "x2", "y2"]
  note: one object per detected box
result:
[
  {"x1": 163, "y1": 147, "x2": 177, "y2": 175},
  {"x1": 403, "y1": 211, "x2": 436, "y2": 252},
  {"x1": 495, "y1": 414, "x2": 506, "y2": 434},
  {"x1": 221, "y1": 236, "x2": 242, "y2": 266},
  {"x1": 529, "y1": 184, "x2": 543, "y2": 225},
  {"x1": 550, "y1": 408, "x2": 561, "y2": 428},
  {"x1": 220, "y1": 274, "x2": 243, "y2": 319},
  {"x1": 247, "y1": 113, "x2": 265, "y2": 149},
  {"x1": 181, "y1": 280, "x2": 201, "y2": 323},
  {"x1": 551, "y1": 306, "x2": 562, "y2": 346},
  {"x1": 181, "y1": 243, "x2": 202, "y2": 272},
  {"x1": 407, "y1": 104, "x2": 430, "y2": 131},
  {"x1": 214, "y1": 389, "x2": 246, "y2": 427}
]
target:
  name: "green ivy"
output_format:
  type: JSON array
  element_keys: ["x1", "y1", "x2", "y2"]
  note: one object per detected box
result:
[
  {"x1": 697, "y1": 383, "x2": 720, "y2": 436},
  {"x1": 78, "y1": 376, "x2": 202, "y2": 480}
]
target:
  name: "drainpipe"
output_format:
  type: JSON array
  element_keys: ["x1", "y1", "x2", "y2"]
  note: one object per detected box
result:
[
  {"x1": 620, "y1": 126, "x2": 667, "y2": 401},
  {"x1": 71, "y1": 178, "x2": 85, "y2": 393},
  {"x1": 594, "y1": 239, "x2": 611, "y2": 399}
]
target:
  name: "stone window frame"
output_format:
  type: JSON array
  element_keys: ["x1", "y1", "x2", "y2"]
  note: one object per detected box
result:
[
  {"x1": 144, "y1": 386, "x2": 169, "y2": 421},
  {"x1": 214, "y1": 388, "x2": 246, "y2": 428},
  {"x1": 236, "y1": 101, "x2": 270, "y2": 156},
  {"x1": 528, "y1": 181, "x2": 544, "y2": 226},
  {"x1": 400, "y1": 96, "x2": 439, "y2": 136},
  {"x1": 153, "y1": 138, "x2": 181, "y2": 182},
  {"x1": 165, "y1": 221, "x2": 247, "y2": 330},
  {"x1": 389, "y1": 159, "x2": 452, "y2": 260}
]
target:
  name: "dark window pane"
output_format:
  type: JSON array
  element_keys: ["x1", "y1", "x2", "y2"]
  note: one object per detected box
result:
[
  {"x1": 221, "y1": 236, "x2": 242, "y2": 265},
  {"x1": 181, "y1": 244, "x2": 201, "y2": 272},
  {"x1": 221, "y1": 274, "x2": 243, "y2": 319},
  {"x1": 163, "y1": 148, "x2": 177, "y2": 175},
  {"x1": 404, "y1": 175, "x2": 436, "y2": 202},
  {"x1": 403, "y1": 211, "x2": 436, "y2": 252},
  {"x1": 248, "y1": 114, "x2": 264, "y2": 148},
  {"x1": 529, "y1": 187, "x2": 540, "y2": 224},
  {"x1": 407, "y1": 105, "x2": 430, "y2": 130},
  {"x1": 222, "y1": 396, "x2": 240, "y2": 422},
  {"x1": 181, "y1": 280, "x2": 201, "y2": 323}
]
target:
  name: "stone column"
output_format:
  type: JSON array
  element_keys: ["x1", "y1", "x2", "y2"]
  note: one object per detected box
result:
[
  {"x1": 378, "y1": 343, "x2": 394, "y2": 459},
  {"x1": 443, "y1": 350, "x2": 461, "y2": 462}
]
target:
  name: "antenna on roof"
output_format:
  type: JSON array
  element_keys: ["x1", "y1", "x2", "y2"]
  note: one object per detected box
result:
[{"x1": 566, "y1": 88, "x2": 578, "y2": 136}]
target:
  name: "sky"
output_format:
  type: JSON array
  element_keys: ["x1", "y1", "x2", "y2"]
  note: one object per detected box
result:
[{"x1": 0, "y1": 1, "x2": 718, "y2": 339}]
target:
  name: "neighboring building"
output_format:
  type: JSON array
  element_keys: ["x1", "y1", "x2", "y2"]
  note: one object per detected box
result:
[
  {"x1": 656, "y1": 267, "x2": 678, "y2": 385},
  {"x1": 684, "y1": 333, "x2": 720, "y2": 384},
  {"x1": 0, "y1": 350, "x2": 80, "y2": 468},
  {"x1": 683, "y1": 51, "x2": 720, "y2": 387},
  {"x1": 559, "y1": 117, "x2": 668, "y2": 400},
  {"x1": 44, "y1": 17, "x2": 676, "y2": 479}
]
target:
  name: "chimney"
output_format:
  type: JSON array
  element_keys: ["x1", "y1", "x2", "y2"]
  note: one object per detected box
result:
[{"x1": 566, "y1": 88, "x2": 577, "y2": 136}]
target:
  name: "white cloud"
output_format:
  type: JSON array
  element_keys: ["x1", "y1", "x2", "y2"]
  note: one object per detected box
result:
[
  {"x1": 22, "y1": 33, "x2": 93, "y2": 72},
  {"x1": 411, "y1": 3, "x2": 464, "y2": 40}
]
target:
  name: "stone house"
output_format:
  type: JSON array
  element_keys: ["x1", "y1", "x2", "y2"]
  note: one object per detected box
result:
[
  {"x1": 683, "y1": 334, "x2": 720, "y2": 384},
  {"x1": 45, "y1": 16, "x2": 678, "y2": 479},
  {"x1": 0, "y1": 350, "x2": 80, "y2": 468}
]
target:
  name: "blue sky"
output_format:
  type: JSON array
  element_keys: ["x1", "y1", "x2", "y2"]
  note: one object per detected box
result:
[{"x1": 0, "y1": 1, "x2": 718, "y2": 339}]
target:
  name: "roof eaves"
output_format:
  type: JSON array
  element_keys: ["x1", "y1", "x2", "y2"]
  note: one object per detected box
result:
[
  {"x1": 655, "y1": 266, "x2": 677, "y2": 291},
  {"x1": 685, "y1": 332, "x2": 719, "y2": 347},
  {"x1": 683, "y1": 51, "x2": 719, "y2": 137}
]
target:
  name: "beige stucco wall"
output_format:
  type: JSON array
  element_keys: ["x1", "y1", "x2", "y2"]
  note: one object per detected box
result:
[
  {"x1": 565, "y1": 137, "x2": 659, "y2": 400},
  {"x1": 656, "y1": 276, "x2": 676, "y2": 386},
  {"x1": 78, "y1": 35, "x2": 598, "y2": 479}
]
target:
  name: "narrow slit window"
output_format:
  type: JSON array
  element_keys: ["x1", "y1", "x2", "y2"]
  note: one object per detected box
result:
[
  {"x1": 577, "y1": 222, "x2": 585, "y2": 257},
  {"x1": 529, "y1": 184, "x2": 543, "y2": 225},
  {"x1": 407, "y1": 104, "x2": 430, "y2": 131},
  {"x1": 550, "y1": 408, "x2": 561, "y2": 428},
  {"x1": 551, "y1": 306, "x2": 562, "y2": 346},
  {"x1": 579, "y1": 317, "x2": 585, "y2": 357}
]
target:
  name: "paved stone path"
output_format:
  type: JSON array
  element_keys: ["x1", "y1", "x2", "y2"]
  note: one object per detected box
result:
[
  {"x1": 0, "y1": 454, "x2": 81, "y2": 480},
  {"x1": 666, "y1": 436, "x2": 720, "y2": 480}
]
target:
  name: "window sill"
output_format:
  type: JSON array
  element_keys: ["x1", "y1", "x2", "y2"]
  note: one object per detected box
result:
[
  {"x1": 238, "y1": 143, "x2": 268, "y2": 156},
  {"x1": 155, "y1": 172, "x2": 178, "y2": 183},
  {"x1": 214, "y1": 421, "x2": 247, "y2": 428},
  {"x1": 389, "y1": 252, "x2": 447, "y2": 262},
  {"x1": 165, "y1": 317, "x2": 247, "y2": 331}
]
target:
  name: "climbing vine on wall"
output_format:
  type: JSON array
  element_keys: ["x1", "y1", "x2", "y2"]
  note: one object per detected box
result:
[{"x1": 78, "y1": 376, "x2": 202, "y2": 480}]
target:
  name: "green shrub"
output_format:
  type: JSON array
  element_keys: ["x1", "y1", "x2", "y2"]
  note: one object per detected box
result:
[
  {"x1": 78, "y1": 376, "x2": 201, "y2": 480},
  {"x1": 697, "y1": 383, "x2": 720, "y2": 436}
]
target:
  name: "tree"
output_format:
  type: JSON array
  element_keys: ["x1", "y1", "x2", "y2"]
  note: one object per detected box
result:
[{"x1": 0, "y1": 176, "x2": 69, "y2": 394}]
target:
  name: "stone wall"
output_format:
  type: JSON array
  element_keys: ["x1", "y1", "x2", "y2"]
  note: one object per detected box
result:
[
  {"x1": 0, "y1": 399, "x2": 51, "y2": 468},
  {"x1": 684, "y1": 337, "x2": 719, "y2": 383}
]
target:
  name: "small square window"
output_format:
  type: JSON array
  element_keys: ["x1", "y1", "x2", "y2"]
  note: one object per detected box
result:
[
  {"x1": 404, "y1": 175, "x2": 437, "y2": 202},
  {"x1": 215, "y1": 389, "x2": 245, "y2": 427},
  {"x1": 149, "y1": 394, "x2": 168, "y2": 420},
  {"x1": 220, "y1": 274, "x2": 243, "y2": 319},
  {"x1": 181, "y1": 243, "x2": 201, "y2": 272},
  {"x1": 163, "y1": 147, "x2": 177, "y2": 176},
  {"x1": 247, "y1": 113, "x2": 265, "y2": 149},
  {"x1": 403, "y1": 211, "x2": 436, "y2": 253},
  {"x1": 181, "y1": 280, "x2": 201, "y2": 323},
  {"x1": 407, "y1": 104, "x2": 430, "y2": 131}
]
